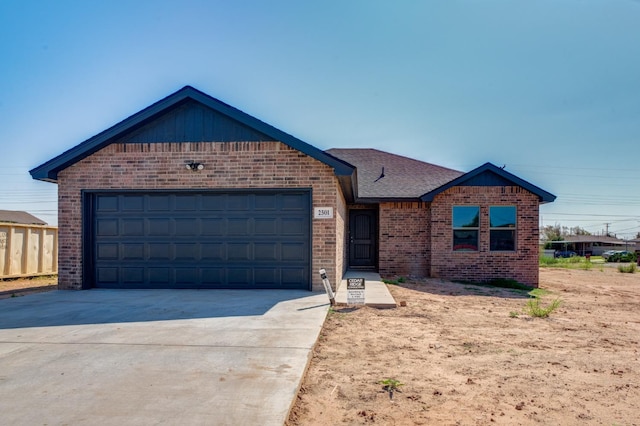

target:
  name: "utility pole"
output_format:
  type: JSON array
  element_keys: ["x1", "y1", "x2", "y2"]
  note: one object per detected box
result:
[{"x1": 604, "y1": 222, "x2": 611, "y2": 237}]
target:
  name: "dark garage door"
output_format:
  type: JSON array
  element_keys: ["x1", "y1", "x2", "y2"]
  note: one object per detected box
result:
[{"x1": 87, "y1": 190, "x2": 311, "y2": 289}]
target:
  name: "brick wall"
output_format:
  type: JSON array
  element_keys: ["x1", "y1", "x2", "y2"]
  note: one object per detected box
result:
[
  {"x1": 378, "y1": 202, "x2": 430, "y2": 278},
  {"x1": 430, "y1": 186, "x2": 540, "y2": 287},
  {"x1": 335, "y1": 190, "x2": 347, "y2": 289},
  {"x1": 57, "y1": 141, "x2": 342, "y2": 291}
]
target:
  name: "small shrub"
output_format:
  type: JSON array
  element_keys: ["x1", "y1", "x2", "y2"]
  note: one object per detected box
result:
[
  {"x1": 380, "y1": 378, "x2": 404, "y2": 398},
  {"x1": 618, "y1": 263, "x2": 637, "y2": 274},
  {"x1": 383, "y1": 276, "x2": 407, "y2": 285},
  {"x1": 525, "y1": 298, "x2": 561, "y2": 318},
  {"x1": 509, "y1": 311, "x2": 519, "y2": 318}
]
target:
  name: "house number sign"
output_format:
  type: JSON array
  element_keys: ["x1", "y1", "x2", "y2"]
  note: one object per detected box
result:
[{"x1": 314, "y1": 207, "x2": 333, "y2": 219}]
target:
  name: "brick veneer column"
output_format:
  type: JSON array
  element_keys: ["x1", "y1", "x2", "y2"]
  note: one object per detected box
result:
[{"x1": 378, "y1": 202, "x2": 430, "y2": 278}]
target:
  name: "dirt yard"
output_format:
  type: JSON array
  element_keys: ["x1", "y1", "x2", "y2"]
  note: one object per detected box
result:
[
  {"x1": 287, "y1": 267, "x2": 640, "y2": 425},
  {"x1": 0, "y1": 276, "x2": 57, "y2": 299}
]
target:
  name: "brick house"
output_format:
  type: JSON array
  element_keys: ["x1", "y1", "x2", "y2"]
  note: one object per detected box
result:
[{"x1": 30, "y1": 86, "x2": 555, "y2": 291}]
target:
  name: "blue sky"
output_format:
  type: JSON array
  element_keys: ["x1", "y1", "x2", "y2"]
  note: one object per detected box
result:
[{"x1": 1, "y1": 0, "x2": 639, "y2": 238}]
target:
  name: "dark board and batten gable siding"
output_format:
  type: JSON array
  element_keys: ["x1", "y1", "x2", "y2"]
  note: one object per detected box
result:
[{"x1": 121, "y1": 100, "x2": 273, "y2": 144}]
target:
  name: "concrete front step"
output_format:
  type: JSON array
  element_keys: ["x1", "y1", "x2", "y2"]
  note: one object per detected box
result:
[{"x1": 334, "y1": 270, "x2": 397, "y2": 308}]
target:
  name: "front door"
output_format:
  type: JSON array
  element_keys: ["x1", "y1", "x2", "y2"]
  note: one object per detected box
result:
[{"x1": 348, "y1": 209, "x2": 377, "y2": 268}]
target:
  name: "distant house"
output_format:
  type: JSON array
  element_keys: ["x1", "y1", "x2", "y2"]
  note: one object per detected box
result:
[
  {"x1": 30, "y1": 86, "x2": 555, "y2": 290},
  {"x1": 548, "y1": 235, "x2": 635, "y2": 256},
  {"x1": 0, "y1": 210, "x2": 47, "y2": 225}
]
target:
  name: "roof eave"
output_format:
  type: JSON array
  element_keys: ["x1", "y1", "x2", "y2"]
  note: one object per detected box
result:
[{"x1": 354, "y1": 196, "x2": 424, "y2": 204}]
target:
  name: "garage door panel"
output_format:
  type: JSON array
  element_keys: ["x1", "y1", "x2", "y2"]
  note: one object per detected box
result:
[
  {"x1": 282, "y1": 268, "x2": 306, "y2": 286},
  {"x1": 91, "y1": 191, "x2": 310, "y2": 289},
  {"x1": 175, "y1": 243, "x2": 198, "y2": 260},
  {"x1": 175, "y1": 268, "x2": 198, "y2": 284},
  {"x1": 227, "y1": 243, "x2": 250, "y2": 261},
  {"x1": 254, "y1": 242, "x2": 277, "y2": 261},
  {"x1": 254, "y1": 268, "x2": 277, "y2": 285},
  {"x1": 97, "y1": 219, "x2": 118, "y2": 236},
  {"x1": 97, "y1": 195, "x2": 118, "y2": 211},
  {"x1": 122, "y1": 267, "x2": 144, "y2": 283},
  {"x1": 227, "y1": 268, "x2": 251, "y2": 285},
  {"x1": 202, "y1": 243, "x2": 224, "y2": 260},
  {"x1": 148, "y1": 195, "x2": 171, "y2": 211},
  {"x1": 97, "y1": 243, "x2": 118, "y2": 260},
  {"x1": 282, "y1": 193, "x2": 307, "y2": 210},
  {"x1": 122, "y1": 243, "x2": 145, "y2": 260},
  {"x1": 201, "y1": 194, "x2": 226, "y2": 210},
  {"x1": 122, "y1": 195, "x2": 144, "y2": 211},
  {"x1": 282, "y1": 243, "x2": 305, "y2": 261},
  {"x1": 175, "y1": 218, "x2": 199, "y2": 236},
  {"x1": 254, "y1": 194, "x2": 277, "y2": 210},
  {"x1": 148, "y1": 218, "x2": 171, "y2": 236},
  {"x1": 174, "y1": 194, "x2": 198, "y2": 211},
  {"x1": 255, "y1": 218, "x2": 277, "y2": 235},
  {"x1": 148, "y1": 268, "x2": 171, "y2": 284},
  {"x1": 201, "y1": 218, "x2": 224, "y2": 235},
  {"x1": 122, "y1": 219, "x2": 144, "y2": 236},
  {"x1": 202, "y1": 268, "x2": 224, "y2": 284},
  {"x1": 281, "y1": 217, "x2": 305, "y2": 235},
  {"x1": 227, "y1": 194, "x2": 249, "y2": 210},
  {"x1": 227, "y1": 218, "x2": 250, "y2": 235},
  {"x1": 148, "y1": 243, "x2": 171, "y2": 260},
  {"x1": 97, "y1": 267, "x2": 118, "y2": 284}
]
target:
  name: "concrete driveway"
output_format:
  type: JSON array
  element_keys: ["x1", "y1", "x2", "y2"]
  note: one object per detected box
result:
[{"x1": 0, "y1": 289, "x2": 329, "y2": 425}]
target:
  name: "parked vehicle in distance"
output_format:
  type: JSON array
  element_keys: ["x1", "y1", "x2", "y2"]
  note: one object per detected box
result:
[
  {"x1": 601, "y1": 250, "x2": 618, "y2": 260},
  {"x1": 555, "y1": 250, "x2": 577, "y2": 258},
  {"x1": 607, "y1": 251, "x2": 636, "y2": 262}
]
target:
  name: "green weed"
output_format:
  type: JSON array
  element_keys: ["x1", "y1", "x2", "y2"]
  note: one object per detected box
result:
[
  {"x1": 540, "y1": 255, "x2": 596, "y2": 270},
  {"x1": 618, "y1": 263, "x2": 637, "y2": 274},
  {"x1": 581, "y1": 261, "x2": 593, "y2": 270},
  {"x1": 380, "y1": 378, "x2": 404, "y2": 398},
  {"x1": 525, "y1": 298, "x2": 561, "y2": 318},
  {"x1": 528, "y1": 288, "x2": 550, "y2": 298}
]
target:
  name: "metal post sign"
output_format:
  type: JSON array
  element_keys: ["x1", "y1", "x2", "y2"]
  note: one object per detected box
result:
[{"x1": 347, "y1": 278, "x2": 365, "y2": 305}]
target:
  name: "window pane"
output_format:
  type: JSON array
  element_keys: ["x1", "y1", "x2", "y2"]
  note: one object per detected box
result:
[
  {"x1": 490, "y1": 230, "x2": 515, "y2": 251},
  {"x1": 490, "y1": 206, "x2": 516, "y2": 228},
  {"x1": 453, "y1": 206, "x2": 479, "y2": 228},
  {"x1": 453, "y1": 230, "x2": 478, "y2": 251}
]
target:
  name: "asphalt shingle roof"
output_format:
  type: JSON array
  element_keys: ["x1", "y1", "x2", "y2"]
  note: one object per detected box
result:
[
  {"x1": 326, "y1": 148, "x2": 463, "y2": 200},
  {"x1": 0, "y1": 210, "x2": 47, "y2": 225}
]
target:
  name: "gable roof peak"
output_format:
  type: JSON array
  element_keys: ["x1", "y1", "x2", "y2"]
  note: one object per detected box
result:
[
  {"x1": 29, "y1": 85, "x2": 355, "y2": 184},
  {"x1": 420, "y1": 161, "x2": 556, "y2": 203}
]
